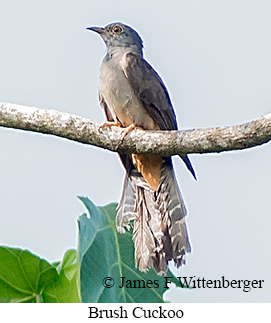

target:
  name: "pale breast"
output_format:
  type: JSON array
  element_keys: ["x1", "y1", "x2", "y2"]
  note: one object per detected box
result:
[{"x1": 99, "y1": 51, "x2": 157, "y2": 130}]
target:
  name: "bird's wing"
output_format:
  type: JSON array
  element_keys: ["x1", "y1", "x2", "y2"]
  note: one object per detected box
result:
[
  {"x1": 122, "y1": 52, "x2": 178, "y2": 131},
  {"x1": 122, "y1": 51, "x2": 196, "y2": 179}
]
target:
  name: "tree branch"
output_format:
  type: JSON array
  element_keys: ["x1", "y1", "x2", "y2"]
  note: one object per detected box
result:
[{"x1": 0, "y1": 102, "x2": 270, "y2": 156}]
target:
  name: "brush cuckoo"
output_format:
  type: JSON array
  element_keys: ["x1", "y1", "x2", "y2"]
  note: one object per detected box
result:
[{"x1": 87, "y1": 22, "x2": 195, "y2": 275}]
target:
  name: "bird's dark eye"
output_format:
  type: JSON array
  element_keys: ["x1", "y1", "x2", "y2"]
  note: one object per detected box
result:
[{"x1": 112, "y1": 25, "x2": 123, "y2": 34}]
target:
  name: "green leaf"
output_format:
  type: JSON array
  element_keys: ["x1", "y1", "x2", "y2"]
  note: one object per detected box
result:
[
  {"x1": 0, "y1": 246, "x2": 57, "y2": 303},
  {"x1": 43, "y1": 249, "x2": 81, "y2": 303},
  {"x1": 0, "y1": 247, "x2": 80, "y2": 303},
  {"x1": 78, "y1": 197, "x2": 187, "y2": 303}
]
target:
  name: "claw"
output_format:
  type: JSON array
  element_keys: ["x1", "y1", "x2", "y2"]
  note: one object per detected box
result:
[{"x1": 98, "y1": 121, "x2": 122, "y2": 132}]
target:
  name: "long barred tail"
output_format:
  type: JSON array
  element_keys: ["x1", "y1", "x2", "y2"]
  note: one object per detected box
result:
[{"x1": 116, "y1": 159, "x2": 191, "y2": 275}]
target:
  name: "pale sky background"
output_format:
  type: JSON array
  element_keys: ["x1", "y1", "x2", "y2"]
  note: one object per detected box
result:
[{"x1": 0, "y1": 0, "x2": 270, "y2": 302}]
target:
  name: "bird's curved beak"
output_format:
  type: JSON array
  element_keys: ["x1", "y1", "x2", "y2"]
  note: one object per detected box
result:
[{"x1": 86, "y1": 26, "x2": 104, "y2": 34}]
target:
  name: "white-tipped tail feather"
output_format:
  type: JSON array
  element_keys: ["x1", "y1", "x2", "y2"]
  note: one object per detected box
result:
[{"x1": 116, "y1": 159, "x2": 191, "y2": 275}]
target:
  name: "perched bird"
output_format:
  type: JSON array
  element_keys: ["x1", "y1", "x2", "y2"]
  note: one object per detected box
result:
[{"x1": 87, "y1": 22, "x2": 195, "y2": 275}]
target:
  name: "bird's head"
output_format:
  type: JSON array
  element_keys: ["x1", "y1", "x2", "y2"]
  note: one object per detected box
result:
[{"x1": 87, "y1": 22, "x2": 143, "y2": 54}]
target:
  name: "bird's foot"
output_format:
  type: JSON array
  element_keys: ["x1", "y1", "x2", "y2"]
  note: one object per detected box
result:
[
  {"x1": 122, "y1": 123, "x2": 136, "y2": 139},
  {"x1": 98, "y1": 121, "x2": 122, "y2": 132}
]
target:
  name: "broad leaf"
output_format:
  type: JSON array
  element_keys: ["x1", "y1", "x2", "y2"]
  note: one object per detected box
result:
[
  {"x1": 78, "y1": 197, "x2": 185, "y2": 303},
  {"x1": 43, "y1": 249, "x2": 80, "y2": 303},
  {"x1": 0, "y1": 247, "x2": 80, "y2": 303},
  {"x1": 0, "y1": 246, "x2": 57, "y2": 303}
]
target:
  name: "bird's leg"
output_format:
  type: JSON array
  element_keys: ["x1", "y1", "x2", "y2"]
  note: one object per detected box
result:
[{"x1": 98, "y1": 121, "x2": 122, "y2": 131}]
